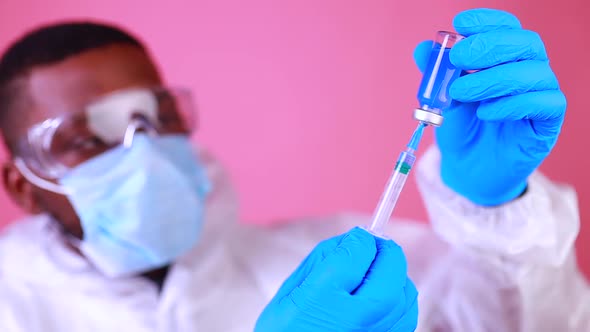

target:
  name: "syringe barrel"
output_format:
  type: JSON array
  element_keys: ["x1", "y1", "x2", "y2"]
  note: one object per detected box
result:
[{"x1": 368, "y1": 149, "x2": 416, "y2": 236}]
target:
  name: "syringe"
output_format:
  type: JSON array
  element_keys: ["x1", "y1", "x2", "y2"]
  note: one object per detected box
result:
[{"x1": 367, "y1": 122, "x2": 426, "y2": 236}]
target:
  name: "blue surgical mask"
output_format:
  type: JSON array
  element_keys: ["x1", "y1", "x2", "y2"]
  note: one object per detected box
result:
[{"x1": 59, "y1": 134, "x2": 211, "y2": 278}]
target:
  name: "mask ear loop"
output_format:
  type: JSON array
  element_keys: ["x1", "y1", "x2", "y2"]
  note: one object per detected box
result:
[
  {"x1": 123, "y1": 114, "x2": 158, "y2": 148},
  {"x1": 13, "y1": 158, "x2": 69, "y2": 195}
]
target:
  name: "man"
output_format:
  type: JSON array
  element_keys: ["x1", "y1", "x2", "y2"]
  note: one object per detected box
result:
[{"x1": 0, "y1": 7, "x2": 587, "y2": 332}]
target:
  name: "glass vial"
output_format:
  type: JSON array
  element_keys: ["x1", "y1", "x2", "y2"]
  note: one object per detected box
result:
[{"x1": 414, "y1": 31, "x2": 465, "y2": 127}]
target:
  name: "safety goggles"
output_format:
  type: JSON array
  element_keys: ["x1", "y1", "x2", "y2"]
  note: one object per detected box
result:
[{"x1": 14, "y1": 86, "x2": 197, "y2": 181}]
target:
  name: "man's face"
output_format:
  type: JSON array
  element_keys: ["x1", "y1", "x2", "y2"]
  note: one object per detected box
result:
[{"x1": 2, "y1": 44, "x2": 163, "y2": 238}]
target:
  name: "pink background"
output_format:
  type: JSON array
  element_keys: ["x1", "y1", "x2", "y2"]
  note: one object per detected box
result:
[{"x1": 0, "y1": 0, "x2": 588, "y2": 276}]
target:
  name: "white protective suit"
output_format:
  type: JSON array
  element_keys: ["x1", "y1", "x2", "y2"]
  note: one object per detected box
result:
[{"x1": 0, "y1": 145, "x2": 588, "y2": 332}]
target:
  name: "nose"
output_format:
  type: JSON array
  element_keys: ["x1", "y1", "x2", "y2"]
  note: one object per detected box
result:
[{"x1": 123, "y1": 112, "x2": 158, "y2": 148}]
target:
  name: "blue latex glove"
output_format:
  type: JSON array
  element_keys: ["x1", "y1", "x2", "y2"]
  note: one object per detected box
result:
[
  {"x1": 413, "y1": 8, "x2": 567, "y2": 206},
  {"x1": 254, "y1": 227, "x2": 418, "y2": 332}
]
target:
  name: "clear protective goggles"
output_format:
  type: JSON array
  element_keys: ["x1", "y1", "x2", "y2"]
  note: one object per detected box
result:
[{"x1": 14, "y1": 86, "x2": 197, "y2": 182}]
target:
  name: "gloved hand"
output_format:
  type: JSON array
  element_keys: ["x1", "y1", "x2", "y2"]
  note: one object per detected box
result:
[
  {"x1": 254, "y1": 227, "x2": 418, "y2": 332},
  {"x1": 413, "y1": 8, "x2": 567, "y2": 206}
]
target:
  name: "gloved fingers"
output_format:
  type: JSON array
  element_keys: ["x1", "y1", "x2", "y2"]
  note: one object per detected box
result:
[
  {"x1": 302, "y1": 227, "x2": 377, "y2": 293},
  {"x1": 385, "y1": 281, "x2": 419, "y2": 332},
  {"x1": 453, "y1": 8, "x2": 521, "y2": 36},
  {"x1": 368, "y1": 278, "x2": 419, "y2": 332},
  {"x1": 272, "y1": 233, "x2": 346, "y2": 300},
  {"x1": 434, "y1": 102, "x2": 480, "y2": 151},
  {"x1": 413, "y1": 40, "x2": 433, "y2": 74},
  {"x1": 450, "y1": 60, "x2": 558, "y2": 102},
  {"x1": 402, "y1": 278, "x2": 418, "y2": 311},
  {"x1": 476, "y1": 90, "x2": 566, "y2": 123},
  {"x1": 450, "y1": 29, "x2": 547, "y2": 70},
  {"x1": 352, "y1": 237, "x2": 407, "y2": 304}
]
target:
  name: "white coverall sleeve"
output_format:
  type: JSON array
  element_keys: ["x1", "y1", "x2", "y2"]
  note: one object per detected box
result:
[
  {"x1": 415, "y1": 145, "x2": 590, "y2": 332},
  {"x1": 0, "y1": 282, "x2": 40, "y2": 332}
]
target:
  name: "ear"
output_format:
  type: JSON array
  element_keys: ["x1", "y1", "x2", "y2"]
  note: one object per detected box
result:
[{"x1": 2, "y1": 161, "x2": 42, "y2": 214}]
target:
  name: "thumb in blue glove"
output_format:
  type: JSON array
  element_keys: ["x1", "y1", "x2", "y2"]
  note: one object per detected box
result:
[
  {"x1": 413, "y1": 8, "x2": 566, "y2": 206},
  {"x1": 254, "y1": 227, "x2": 418, "y2": 332}
]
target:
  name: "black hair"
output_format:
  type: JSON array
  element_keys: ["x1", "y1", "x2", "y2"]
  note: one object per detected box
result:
[{"x1": 0, "y1": 21, "x2": 145, "y2": 154}]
